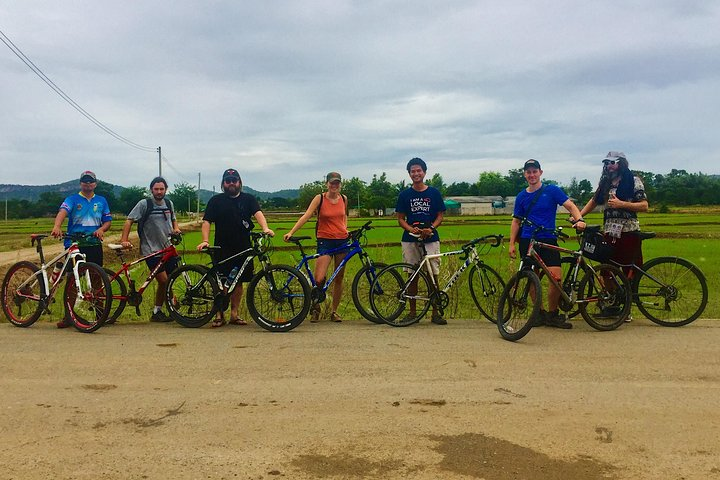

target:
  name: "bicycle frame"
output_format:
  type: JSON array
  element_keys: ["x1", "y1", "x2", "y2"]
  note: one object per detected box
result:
[
  {"x1": 295, "y1": 239, "x2": 365, "y2": 292},
  {"x1": 21, "y1": 237, "x2": 91, "y2": 308},
  {"x1": 198, "y1": 233, "x2": 273, "y2": 296},
  {"x1": 109, "y1": 244, "x2": 181, "y2": 296}
]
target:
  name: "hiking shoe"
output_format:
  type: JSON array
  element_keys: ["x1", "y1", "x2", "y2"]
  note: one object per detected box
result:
[
  {"x1": 545, "y1": 311, "x2": 572, "y2": 329},
  {"x1": 430, "y1": 314, "x2": 447, "y2": 325},
  {"x1": 150, "y1": 311, "x2": 172, "y2": 322}
]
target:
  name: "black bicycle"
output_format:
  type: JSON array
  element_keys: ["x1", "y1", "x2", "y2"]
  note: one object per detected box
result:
[
  {"x1": 574, "y1": 229, "x2": 708, "y2": 326},
  {"x1": 497, "y1": 218, "x2": 631, "y2": 341},
  {"x1": 165, "y1": 232, "x2": 311, "y2": 332}
]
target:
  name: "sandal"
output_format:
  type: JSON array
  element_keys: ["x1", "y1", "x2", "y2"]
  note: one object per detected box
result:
[
  {"x1": 330, "y1": 312, "x2": 342, "y2": 323},
  {"x1": 310, "y1": 304, "x2": 321, "y2": 323},
  {"x1": 229, "y1": 318, "x2": 247, "y2": 326},
  {"x1": 211, "y1": 318, "x2": 226, "y2": 328}
]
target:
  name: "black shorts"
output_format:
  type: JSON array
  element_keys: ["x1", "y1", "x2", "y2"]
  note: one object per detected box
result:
[
  {"x1": 79, "y1": 245, "x2": 103, "y2": 266},
  {"x1": 146, "y1": 255, "x2": 179, "y2": 275},
  {"x1": 519, "y1": 238, "x2": 561, "y2": 268}
]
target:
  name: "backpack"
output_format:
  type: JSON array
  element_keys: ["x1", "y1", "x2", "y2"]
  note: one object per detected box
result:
[
  {"x1": 315, "y1": 193, "x2": 347, "y2": 235},
  {"x1": 137, "y1": 198, "x2": 174, "y2": 238}
]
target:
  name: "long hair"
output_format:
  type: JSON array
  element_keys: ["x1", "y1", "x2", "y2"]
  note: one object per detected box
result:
[{"x1": 596, "y1": 157, "x2": 630, "y2": 204}]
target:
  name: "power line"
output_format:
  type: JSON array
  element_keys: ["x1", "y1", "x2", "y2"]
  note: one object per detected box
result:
[{"x1": 0, "y1": 28, "x2": 157, "y2": 153}]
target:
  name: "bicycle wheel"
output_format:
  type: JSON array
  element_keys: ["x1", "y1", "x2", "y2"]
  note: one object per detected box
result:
[
  {"x1": 1, "y1": 261, "x2": 44, "y2": 327},
  {"x1": 578, "y1": 263, "x2": 631, "y2": 331},
  {"x1": 64, "y1": 262, "x2": 111, "y2": 333},
  {"x1": 247, "y1": 264, "x2": 311, "y2": 332},
  {"x1": 166, "y1": 264, "x2": 218, "y2": 328},
  {"x1": 468, "y1": 262, "x2": 505, "y2": 323},
  {"x1": 103, "y1": 268, "x2": 127, "y2": 324},
  {"x1": 497, "y1": 270, "x2": 540, "y2": 342},
  {"x1": 351, "y1": 262, "x2": 388, "y2": 324},
  {"x1": 634, "y1": 256, "x2": 708, "y2": 326},
  {"x1": 370, "y1": 263, "x2": 432, "y2": 327},
  {"x1": 559, "y1": 256, "x2": 591, "y2": 319}
]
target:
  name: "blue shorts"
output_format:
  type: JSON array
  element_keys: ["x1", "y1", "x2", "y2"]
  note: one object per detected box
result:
[
  {"x1": 146, "y1": 255, "x2": 179, "y2": 275},
  {"x1": 316, "y1": 238, "x2": 351, "y2": 255}
]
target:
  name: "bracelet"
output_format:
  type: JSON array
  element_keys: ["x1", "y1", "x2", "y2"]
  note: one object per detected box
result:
[{"x1": 572, "y1": 218, "x2": 584, "y2": 224}]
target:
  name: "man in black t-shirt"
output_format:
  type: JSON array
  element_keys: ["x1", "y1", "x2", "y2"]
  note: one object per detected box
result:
[{"x1": 197, "y1": 168, "x2": 275, "y2": 327}]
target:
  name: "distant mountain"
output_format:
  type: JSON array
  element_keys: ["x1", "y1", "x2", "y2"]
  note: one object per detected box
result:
[{"x1": 0, "y1": 180, "x2": 298, "y2": 202}]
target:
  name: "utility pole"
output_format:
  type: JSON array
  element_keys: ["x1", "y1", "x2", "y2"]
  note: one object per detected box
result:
[
  {"x1": 158, "y1": 146, "x2": 162, "y2": 176},
  {"x1": 197, "y1": 172, "x2": 201, "y2": 217}
]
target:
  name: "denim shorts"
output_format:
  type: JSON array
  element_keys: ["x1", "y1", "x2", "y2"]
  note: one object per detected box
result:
[{"x1": 317, "y1": 238, "x2": 351, "y2": 255}]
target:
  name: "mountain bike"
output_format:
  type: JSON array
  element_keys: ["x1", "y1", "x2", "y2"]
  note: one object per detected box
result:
[
  {"x1": 1, "y1": 233, "x2": 111, "y2": 333},
  {"x1": 103, "y1": 232, "x2": 184, "y2": 323},
  {"x1": 165, "y1": 232, "x2": 311, "y2": 332},
  {"x1": 368, "y1": 234, "x2": 505, "y2": 326},
  {"x1": 285, "y1": 220, "x2": 387, "y2": 323},
  {"x1": 497, "y1": 219, "x2": 631, "y2": 342},
  {"x1": 576, "y1": 230, "x2": 708, "y2": 326}
]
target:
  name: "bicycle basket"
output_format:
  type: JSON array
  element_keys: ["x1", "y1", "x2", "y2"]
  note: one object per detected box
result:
[{"x1": 581, "y1": 232, "x2": 613, "y2": 262}]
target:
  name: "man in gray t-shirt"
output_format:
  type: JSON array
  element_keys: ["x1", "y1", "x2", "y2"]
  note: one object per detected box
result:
[{"x1": 120, "y1": 177, "x2": 181, "y2": 322}]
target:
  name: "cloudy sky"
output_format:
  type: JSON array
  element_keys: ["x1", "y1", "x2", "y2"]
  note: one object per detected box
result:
[{"x1": 2, "y1": 1, "x2": 719, "y2": 192}]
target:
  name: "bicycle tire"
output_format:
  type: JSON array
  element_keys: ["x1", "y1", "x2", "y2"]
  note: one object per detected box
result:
[
  {"x1": 1, "y1": 261, "x2": 44, "y2": 327},
  {"x1": 166, "y1": 264, "x2": 218, "y2": 328},
  {"x1": 247, "y1": 264, "x2": 311, "y2": 332},
  {"x1": 63, "y1": 262, "x2": 111, "y2": 333},
  {"x1": 468, "y1": 262, "x2": 505, "y2": 323},
  {"x1": 578, "y1": 263, "x2": 631, "y2": 331},
  {"x1": 559, "y1": 256, "x2": 592, "y2": 319},
  {"x1": 370, "y1": 263, "x2": 431, "y2": 327},
  {"x1": 497, "y1": 270, "x2": 540, "y2": 342},
  {"x1": 103, "y1": 268, "x2": 127, "y2": 324},
  {"x1": 351, "y1": 262, "x2": 388, "y2": 324},
  {"x1": 634, "y1": 256, "x2": 708, "y2": 326}
]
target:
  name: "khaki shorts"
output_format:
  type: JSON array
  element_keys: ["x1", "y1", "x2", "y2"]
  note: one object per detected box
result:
[{"x1": 401, "y1": 241, "x2": 441, "y2": 275}]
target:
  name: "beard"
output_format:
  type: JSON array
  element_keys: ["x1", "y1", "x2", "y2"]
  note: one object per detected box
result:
[
  {"x1": 224, "y1": 184, "x2": 240, "y2": 197},
  {"x1": 153, "y1": 193, "x2": 165, "y2": 201}
]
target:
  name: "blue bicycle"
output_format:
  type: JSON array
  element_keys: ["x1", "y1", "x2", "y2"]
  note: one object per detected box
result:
[{"x1": 285, "y1": 221, "x2": 387, "y2": 323}]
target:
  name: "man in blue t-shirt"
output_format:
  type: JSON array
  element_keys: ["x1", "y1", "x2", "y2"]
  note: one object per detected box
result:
[
  {"x1": 509, "y1": 159, "x2": 585, "y2": 329},
  {"x1": 395, "y1": 157, "x2": 447, "y2": 325},
  {"x1": 51, "y1": 170, "x2": 112, "y2": 328}
]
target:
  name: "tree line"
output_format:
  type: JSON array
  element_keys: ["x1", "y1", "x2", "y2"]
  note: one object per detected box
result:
[{"x1": 3, "y1": 169, "x2": 718, "y2": 219}]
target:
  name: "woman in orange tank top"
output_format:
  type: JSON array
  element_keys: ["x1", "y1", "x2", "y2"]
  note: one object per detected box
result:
[{"x1": 283, "y1": 172, "x2": 349, "y2": 322}]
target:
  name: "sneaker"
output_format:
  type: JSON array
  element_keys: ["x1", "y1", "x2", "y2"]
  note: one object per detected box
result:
[
  {"x1": 57, "y1": 312, "x2": 71, "y2": 329},
  {"x1": 545, "y1": 311, "x2": 572, "y2": 329},
  {"x1": 532, "y1": 309, "x2": 547, "y2": 327},
  {"x1": 431, "y1": 314, "x2": 447, "y2": 325},
  {"x1": 150, "y1": 311, "x2": 172, "y2": 322},
  {"x1": 596, "y1": 306, "x2": 622, "y2": 318},
  {"x1": 624, "y1": 314, "x2": 633, "y2": 323}
]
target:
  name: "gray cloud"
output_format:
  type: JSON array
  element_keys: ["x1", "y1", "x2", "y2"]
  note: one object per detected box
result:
[{"x1": 2, "y1": 0, "x2": 719, "y2": 192}]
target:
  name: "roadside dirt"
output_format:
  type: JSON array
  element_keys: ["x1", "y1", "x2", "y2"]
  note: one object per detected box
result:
[{"x1": 1, "y1": 316, "x2": 718, "y2": 479}]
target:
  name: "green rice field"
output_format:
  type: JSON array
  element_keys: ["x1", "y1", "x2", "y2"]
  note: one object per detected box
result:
[{"x1": 2, "y1": 211, "x2": 718, "y2": 321}]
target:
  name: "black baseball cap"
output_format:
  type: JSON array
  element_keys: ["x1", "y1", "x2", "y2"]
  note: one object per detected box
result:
[
  {"x1": 523, "y1": 159, "x2": 541, "y2": 170},
  {"x1": 222, "y1": 168, "x2": 240, "y2": 181}
]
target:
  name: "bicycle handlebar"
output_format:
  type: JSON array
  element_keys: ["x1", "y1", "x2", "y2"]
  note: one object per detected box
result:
[
  {"x1": 514, "y1": 216, "x2": 569, "y2": 239},
  {"x1": 463, "y1": 234, "x2": 504, "y2": 250}
]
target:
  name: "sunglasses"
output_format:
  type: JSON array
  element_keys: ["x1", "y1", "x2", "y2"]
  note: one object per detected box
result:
[
  {"x1": 80, "y1": 178, "x2": 96, "y2": 183},
  {"x1": 602, "y1": 160, "x2": 618, "y2": 166},
  {"x1": 223, "y1": 177, "x2": 240, "y2": 183}
]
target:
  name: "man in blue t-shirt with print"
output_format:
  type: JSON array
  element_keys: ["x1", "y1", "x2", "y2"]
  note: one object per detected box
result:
[
  {"x1": 395, "y1": 157, "x2": 447, "y2": 325},
  {"x1": 509, "y1": 159, "x2": 585, "y2": 329},
  {"x1": 51, "y1": 170, "x2": 112, "y2": 328}
]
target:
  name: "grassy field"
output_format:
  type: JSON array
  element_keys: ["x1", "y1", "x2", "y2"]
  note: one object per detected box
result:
[{"x1": 1, "y1": 212, "x2": 718, "y2": 321}]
